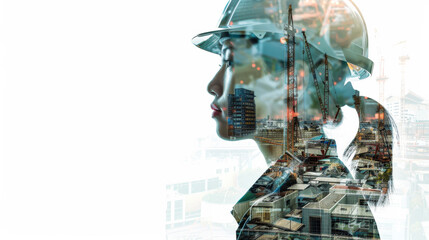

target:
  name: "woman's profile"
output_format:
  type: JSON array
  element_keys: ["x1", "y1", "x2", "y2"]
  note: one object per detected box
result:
[{"x1": 193, "y1": 0, "x2": 395, "y2": 239}]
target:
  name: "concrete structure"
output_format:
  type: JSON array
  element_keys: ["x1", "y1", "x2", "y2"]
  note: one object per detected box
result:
[
  {"x1": 302, "y1": 193, "x2": 380, "y2": 238},
  {"x1": 302, "y1": 193, "x2": 345, "y2": 234},
  {"x1": 302, "y1": 172, "x2": 322, "y2": 183},
  {"x1": 330, "y1": 184, "x2": 382, "y2": 203},
  {"x1": 250, "y1": 191, "x2": 299, "y2": 223},
  {"x1": 297, "y1": 186, "x2": 323, "y2": 208}
]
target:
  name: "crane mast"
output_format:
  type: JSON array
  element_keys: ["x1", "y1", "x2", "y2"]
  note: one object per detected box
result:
[
  {"x1": 324, "y1": 53, "x2": 329, "y2": 121},
  {"x1": 375, "y1": 57, "x2": 390, "y2": 161},
  {"x1": 284, "y1": 5, "x2": 299, "y2": 162}
]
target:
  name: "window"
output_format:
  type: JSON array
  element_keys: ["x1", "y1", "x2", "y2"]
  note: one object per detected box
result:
[
  {"x1": 263, "y1": 211, "x2": 270, "y2": 221},
  {"x1": 207, "y1": 178, "x2": 221, "y2": 190},
  {"x1": 174, "y1": 200, "x2": 183, "y2": 221},
  {"x1": 185, "y1": 210, "x2": 201, "y2": 219},
  {"x1": 309, "y1": 216, "x2": 321, "y2": 234},
  {"x1": 174, "y1": 183, "x2": 189, "y2": 195},
  {"x1": 166, "y1": 201, "x2": 171, "y2": 222},
  {"x1": 191, "y1": 180, "x2": 205, "y2": 193}
]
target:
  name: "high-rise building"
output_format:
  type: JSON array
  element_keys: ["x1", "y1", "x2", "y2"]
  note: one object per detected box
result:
[{"x1": 227, "y1": 88, "x2": 256, "y2": 137}]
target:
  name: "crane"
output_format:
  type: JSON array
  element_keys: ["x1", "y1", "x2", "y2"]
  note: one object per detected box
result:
[
  {"x1": 324, "y1": 53, "x2": 330, "y2": 121},
  {"x1": 302, "y1": 31, "x2": 327, "y2": 124},
  {"x1": 284, "y1": 5, "x2": 299, "y2": 163}
]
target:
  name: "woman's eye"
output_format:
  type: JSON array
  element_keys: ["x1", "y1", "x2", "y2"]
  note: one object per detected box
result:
[
  {"x1": 224, "y1": 60, "x2": 233, "y2": 67},
  {"x1": 219, "y1": 60, "x2": 233, "y2": 68}
]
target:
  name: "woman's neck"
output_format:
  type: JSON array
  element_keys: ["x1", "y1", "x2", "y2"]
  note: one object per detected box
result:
[{"x1": 255, "y1": 141, "x2": 284, "y2": 165}]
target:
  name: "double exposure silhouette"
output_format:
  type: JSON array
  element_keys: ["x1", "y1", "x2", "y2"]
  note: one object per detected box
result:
[{"x1": 193, "y1": 0, "x2": 396, "y2": 238}]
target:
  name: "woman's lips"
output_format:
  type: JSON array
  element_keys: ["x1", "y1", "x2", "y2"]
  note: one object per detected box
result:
[{"x1": 211, "y1": 103, "x2": 222, "y2": 117}]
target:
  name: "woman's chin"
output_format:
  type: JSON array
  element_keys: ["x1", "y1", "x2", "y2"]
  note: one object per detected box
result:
[
  {"x1": 216, "y1": 127, "x2": 231, "y2": 140},
  {"x1": 215, "y1": 126, "x2": 253, "y2": 141}
]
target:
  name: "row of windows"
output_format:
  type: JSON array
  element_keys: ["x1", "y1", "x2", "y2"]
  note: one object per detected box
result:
[{"x1": 167, "y1": 178, "x2": 222, "y2": 195}]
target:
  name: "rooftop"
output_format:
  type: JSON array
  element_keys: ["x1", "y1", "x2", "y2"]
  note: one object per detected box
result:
[
  {"x1": 251, "y1": 191, "x2": 297, "y2": 205},
  {"x1": 298, "y1": 186, "x2": 322, "y2": 198},
  {"x1": 332, "y1": 203, "x2": 355, "y2": 216},
  {"x1": 256, "y1": 235, "x2": 277, "y2": 240},
  {"x1": 314, "y1": 177, "x2": 344, "y2": 183},
  {"x1": 285, "y1": 209, "x2": 302, "y2": 218},
  {"x1": 330, "y1": 185, "x2": 381, "y2": 195},
  {"x1": 288, "y1": 183, "x2": 309, "y2": 191},
  {"x1": 273, "y1": 218, "x2": 304, "y2": 232},
  {"x1": 303, "y1": 172, "x2": 323, "y2": 177},
  {"x1": 304, "y1": 193, "x2": 345, "y2": 210},
  {"x1": 353, "y1": 205, "x2": 375, "y2": 218}
]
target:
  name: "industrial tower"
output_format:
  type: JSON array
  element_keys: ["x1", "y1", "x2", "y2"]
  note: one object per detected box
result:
[{"x1": 284, "y1": 5, "x2": 299, "y2": 162}]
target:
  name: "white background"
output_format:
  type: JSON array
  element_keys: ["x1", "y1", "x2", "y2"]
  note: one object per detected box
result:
[{"x1": 0, "y1": 0, "x2": 428, "y2": 239}]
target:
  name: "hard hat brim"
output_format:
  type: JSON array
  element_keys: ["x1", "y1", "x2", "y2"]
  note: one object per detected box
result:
[{"x1": 192, "y1": 26, "x2": 373, "y2": 79}]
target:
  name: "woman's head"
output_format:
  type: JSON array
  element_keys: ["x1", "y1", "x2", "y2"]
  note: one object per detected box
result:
[
  {"x1": 207, "y1": 35, "x2": 286, "y2": 140},
  {"x1": 207, "y1": 33, "x2": 357, "y2": 141},
  {"x1": 195, "y1": 0, "x2": 373, "y2": 145}
]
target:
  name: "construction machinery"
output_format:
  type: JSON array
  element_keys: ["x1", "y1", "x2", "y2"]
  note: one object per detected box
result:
[
  {"x1": 284, "y1": 5, "x2": 300, "y2": 163},
  {"x1": 302, "y1": 31, "x2": 327, "y2": 124}
]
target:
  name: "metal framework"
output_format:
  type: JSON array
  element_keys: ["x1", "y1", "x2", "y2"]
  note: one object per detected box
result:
[
  {"x1": 302, "y1": 31, "x2": 327, "y2": 123},
  {"x1": 284, "y1": 5, "x2": 299, "y2": 162},
  {"x1": 324, "y1": 53, "x2": 329, "y2": 122}
]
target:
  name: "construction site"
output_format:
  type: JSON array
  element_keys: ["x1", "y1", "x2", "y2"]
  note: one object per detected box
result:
[{"x1": 224, "y1": 3, "x2": 393, "y2": 240}]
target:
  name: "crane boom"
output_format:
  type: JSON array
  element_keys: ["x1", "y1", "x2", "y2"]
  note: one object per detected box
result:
[{"x1": 302, "y1": 31, "x2": 327, "y2": 123}]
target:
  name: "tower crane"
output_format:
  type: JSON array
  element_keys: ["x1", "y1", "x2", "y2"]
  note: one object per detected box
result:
[
  {"x1": 302, "y1": 31, "x2": 327, "y2": 124},
  {"x1": 324, "y1": 53, "x2": 330, "y2": 121},
  {"x1": 284, "y1": 5, "x2": 299, "y2": 163},
  {"x1": 374, "y1": 57, "x2": 391, "y2": 161},
  {"x1": 303, "y1": 32, "x2": 338, "y2": 156}
]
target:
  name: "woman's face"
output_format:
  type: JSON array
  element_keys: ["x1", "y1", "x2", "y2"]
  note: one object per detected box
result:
[
  {"x1": 207, "y1": 35, "x2": 354, "y2": 142},
  {"x1": 207, "y1": 37, "x2": 286, "y2": 140}
]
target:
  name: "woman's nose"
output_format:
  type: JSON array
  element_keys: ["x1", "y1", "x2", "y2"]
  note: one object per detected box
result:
[{"x1": 207, "y1": 66, "x2": 224, "y2": 97}]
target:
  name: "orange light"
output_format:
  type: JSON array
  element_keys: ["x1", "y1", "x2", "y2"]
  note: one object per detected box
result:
[
  {"x1": 252, "y1": 63, "x2": 256, "y2": 68},
  {"x1": 298, "y1": 85, "x2": 303, "y2": 90},
  {"x1": 364, "y1": 96, "x2": 368, "y2": 99},
  {"x1": 334, "y1": 82, "x2": 337, "y2": 86},
  {"x1": 280, "y1": 37, "x2": 287, "y2": 44},
  {"x1": 317, "y1": 42, "x2": 320, "y2": 45},
  {"x1": 338, "y1": 77, "x2": 342, "y2": 81},
  {"x1": 275, "y1": 77, "x2": 279, "y2": 81},
  {"x1": 257, "y1": 67, "x2": 261, "y2": 71},
  {"x1": 222, "y1": 107, "x2": 227, "y2": 111},
  {"x1": 319, "y1": 72, "x2": 322, "y2": 76},
  {"x1": 229, "y1": 21, "x2": 233, "y2": 26},
  {"x1": 240, "y1": 80, "x2": 244, "y2": 84}
]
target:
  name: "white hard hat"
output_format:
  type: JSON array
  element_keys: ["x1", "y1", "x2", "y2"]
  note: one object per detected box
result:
[{"x1": 192, "y1": 0, "x2": 373, "y2": 79}]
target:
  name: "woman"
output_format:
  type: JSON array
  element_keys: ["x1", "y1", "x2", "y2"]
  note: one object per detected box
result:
[{"x1": 193, "y1": 0, "x2": 395, "y2": 238}]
